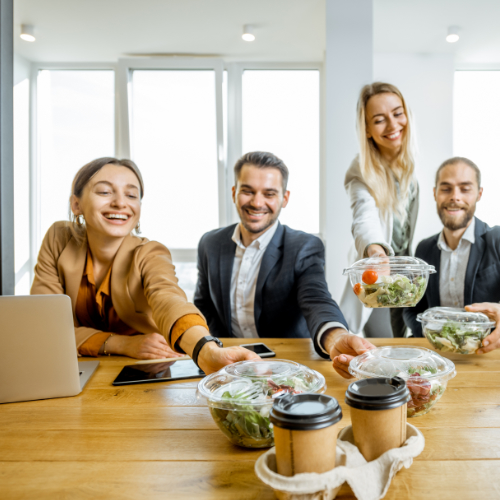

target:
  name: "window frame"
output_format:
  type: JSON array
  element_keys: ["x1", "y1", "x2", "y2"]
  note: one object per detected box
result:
[
  {"x1": 28, "y1": 62, "x2": 117, "y2": 287},
  {"x1": 225, "y1": 62, "x2": 325, "y2": 234},
  {"x1": 25, "y1": 59, "x2": 324, "y2": 288}
]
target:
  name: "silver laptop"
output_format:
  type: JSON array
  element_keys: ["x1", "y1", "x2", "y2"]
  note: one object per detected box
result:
[{"x1": 0, "y1": 295, "x2": 99, "y2": 404}]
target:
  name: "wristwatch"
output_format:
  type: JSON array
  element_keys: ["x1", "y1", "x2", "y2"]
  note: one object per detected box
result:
[{"x1": 192, "y1": 335, "x2": 223, "y2": 369}]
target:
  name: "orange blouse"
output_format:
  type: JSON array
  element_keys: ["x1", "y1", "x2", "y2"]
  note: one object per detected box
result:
[{"x1": 77, "y1": 251, "x2": 206, "y2": 356}]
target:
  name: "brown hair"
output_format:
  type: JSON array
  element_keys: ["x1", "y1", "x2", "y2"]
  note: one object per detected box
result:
[
  {"x1": 357, "y1": 82, "x2": 417, "y2": 221},
  {"x1": 234, "y1": 151, "x2": 289, "y2": 191},
  {"x1": 435, "y1": 156, "x2": 481, "y2": 187},
  {"x1": 69, "y1": 157, "x2": 144, "y2": 244}
]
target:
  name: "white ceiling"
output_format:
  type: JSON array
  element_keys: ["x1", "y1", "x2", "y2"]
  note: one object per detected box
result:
[
  {"x1": 13, "y1": 0, "x2": 326, "y2": 62},
  {"x1": 374, "y1": 0, "x2": 500, "y2": 66},
  {"x1": 13, "y1": 0, "x2": 500, "y2": 65}
]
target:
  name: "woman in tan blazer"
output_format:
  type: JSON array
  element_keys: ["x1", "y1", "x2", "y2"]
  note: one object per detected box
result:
[{"x1": 31, "y1": 157, "x2": 258, "y2": 374}]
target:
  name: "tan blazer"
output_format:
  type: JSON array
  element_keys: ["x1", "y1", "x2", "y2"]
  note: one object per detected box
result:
[{"x1": 31, "y1": 221, "x2": 202, "y2": 349}]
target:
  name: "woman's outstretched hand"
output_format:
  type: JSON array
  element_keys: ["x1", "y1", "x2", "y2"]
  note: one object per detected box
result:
[
  {"x1": 366, "y1": 244, "x2": 388, "y2": 258},
  {"x1": 107, "y1": 333, "x2": 185, "y2": 360},
  {"x1": 197, "y1": 343, "x2": 261, "y2": 375}
]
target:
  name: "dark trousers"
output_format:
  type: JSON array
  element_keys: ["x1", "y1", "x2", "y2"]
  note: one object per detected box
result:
[
  {"x1": 390, "y1": 307, "x2": 408, "y2": 338},
  {"x1": 363, "y1": 308, "x2": 408, "y2": 338}
]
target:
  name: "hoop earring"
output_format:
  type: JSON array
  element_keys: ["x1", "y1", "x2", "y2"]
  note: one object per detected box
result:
[
  {"x1": 135, "y1": 221, "x2": 141, "y2": 234},
  {"x1": 76, "y1": 214, "x2": 85, "y2": 227}
]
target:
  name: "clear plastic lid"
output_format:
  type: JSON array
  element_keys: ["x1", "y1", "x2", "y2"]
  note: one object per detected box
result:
[
  {"x1": 197, "y1": 359, "x2": 326, "y2": 407},
  {"x1": 417, "y1": 307, "x2": 496, "y2": 328},
  {"x1": 348, "y1": 346, "x2": 456, "y2": 381},
  {"x1": 343, "y1": 256, "x2": 436, "y2": 274}
]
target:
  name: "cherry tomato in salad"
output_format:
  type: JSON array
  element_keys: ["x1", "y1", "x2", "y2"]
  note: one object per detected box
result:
[
  {"x1": 353, "y1": 283, "x2": 362, "y2": 295},
  {"x1": 362, "y1": 269, "x2": 378, "y2": 285}
]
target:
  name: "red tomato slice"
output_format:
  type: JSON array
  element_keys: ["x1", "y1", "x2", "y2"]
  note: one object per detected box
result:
[
  {"x1": 353, "y1": 283, "x2": 362, "y2": 295},
  {"x1": 362, "y1": 270, "x2": 378, "y2": 285}
]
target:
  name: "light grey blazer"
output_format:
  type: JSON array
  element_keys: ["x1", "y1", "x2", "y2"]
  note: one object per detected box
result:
[{"x1": 339, "y1": 157, "x2": 419, "y2": 333}]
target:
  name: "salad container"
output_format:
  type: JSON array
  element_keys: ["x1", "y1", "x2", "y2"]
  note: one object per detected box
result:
[
  {"x1": 343, "y1": 256, "x2": 435, "y2": 308},
  {"x1": 197, "y1": 359, "x2": 326, "y2": 448},
  {"x1": 418, "y1": 307, "x2": 496, "y2": 354},
  {"x1": 349, "y1": 346, "x2": 456, "y2": 417}
]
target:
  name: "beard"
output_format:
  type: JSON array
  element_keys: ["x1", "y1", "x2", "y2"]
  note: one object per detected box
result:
[
  {"x1": 239, "y1": 203, "x2": 281, "y2": 234},
  {"x1": 437, "y1": 202, "x2": 475, "y2": 231}
]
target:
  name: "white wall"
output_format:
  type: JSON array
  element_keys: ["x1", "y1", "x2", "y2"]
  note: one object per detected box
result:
[
  {"x1": 374, "y1": 53, "x2": 455, "y2": 251},
  {"x1": 324, "y1": 0, "x2": 373, "y2": 302},
  {"x1": 13, "y1": 53, "x2": 32, "y2": 294}
]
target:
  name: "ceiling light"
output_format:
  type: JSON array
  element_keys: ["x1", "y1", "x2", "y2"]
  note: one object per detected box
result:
[
  {"x1": 20, "y1": 24, "x2": 35, "y2": 42},
  {"x1": 242, "y1": 25, "x2": 255, "y2": 42},
  {"x1": 446, "y1": 26, "x2": 460, "y2": 43}
]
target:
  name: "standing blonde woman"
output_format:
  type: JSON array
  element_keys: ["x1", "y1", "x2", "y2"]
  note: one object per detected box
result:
[
  {"x1": 340, "y1": 82, "x2": 419, "y2": 337},
  {"x1": 31, "y1": 157, "x2": 259, "y2": 374}
]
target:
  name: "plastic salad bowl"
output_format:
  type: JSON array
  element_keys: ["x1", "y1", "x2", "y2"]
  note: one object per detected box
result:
[
  {"x1": 349, "y1": 346, "x2": 456, "y2": 417},
  {"x1": 343, "y1": 256, "x2": 435, "y2": 308},
  {"x1": 418, "y1": 307, "x2": 496, "y2": 354},
  {"x1": 197, "y1": 359, "x2": 326, "y2": 448}
]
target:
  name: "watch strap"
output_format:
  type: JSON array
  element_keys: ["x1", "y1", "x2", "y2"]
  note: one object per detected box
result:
[{"x1": 192, "y1": 336, "x2": 223, "y2": 368}]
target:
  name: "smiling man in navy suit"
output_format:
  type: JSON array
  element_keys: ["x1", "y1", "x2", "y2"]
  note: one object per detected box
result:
[
  {"x1": 403, "y1": 157, "x2": 500, "y2": 353},
  {"x1": 194, "y1": 151, "x2": 374, "y2": 378}
]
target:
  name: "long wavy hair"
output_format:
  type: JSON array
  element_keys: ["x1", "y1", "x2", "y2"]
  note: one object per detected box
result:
[
  {"x1": 69, "y1": 157, "x2": 144, "y2": 245},
  {"x1": 356, "y1": 82, "x2": 417, "y2": 221}
]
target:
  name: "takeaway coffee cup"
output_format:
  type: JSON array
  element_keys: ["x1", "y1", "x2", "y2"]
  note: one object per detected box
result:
[
  {"x1": 269, "y1": 393, "x2": 343, "y2": 477},
  {"x1": 345, "y1": 377, "x2": 411, "y2": 462}
]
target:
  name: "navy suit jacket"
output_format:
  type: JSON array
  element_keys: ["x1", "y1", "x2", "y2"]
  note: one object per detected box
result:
[
  {"x1": 194, "y1": 222, "x2": 348, "y2": 359},
  {"x1": 403, "y1": 217, "x2": 500, "y2": 337}
]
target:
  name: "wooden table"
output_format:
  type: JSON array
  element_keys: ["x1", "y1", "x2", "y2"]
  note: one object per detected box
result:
[{"x1": 1, "y1": 338, "x2": 500, "y2": 499}]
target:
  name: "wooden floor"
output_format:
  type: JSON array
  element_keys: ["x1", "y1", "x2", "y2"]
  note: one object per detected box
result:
[{"x1": 1, "y1": 338, "x2": 500, "y2": 499}]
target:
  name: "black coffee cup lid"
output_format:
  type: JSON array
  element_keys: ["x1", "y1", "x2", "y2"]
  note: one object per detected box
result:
[
  {"x1": 269, "y1": 393, "x2": 342, "y2": 430},
  {"x1": 345, "y1": 377, "x2": 411, "y2": 411}
]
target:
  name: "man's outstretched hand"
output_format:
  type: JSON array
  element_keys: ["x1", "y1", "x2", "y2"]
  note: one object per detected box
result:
[
  {"x1": 322, "y1": 328, "x2": 376, "y2": 378},
  {"x1": 465, "y1": 302, "x2": 500, "y2": 354}
]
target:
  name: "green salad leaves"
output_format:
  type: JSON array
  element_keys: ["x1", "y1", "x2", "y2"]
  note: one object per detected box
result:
[
  {"x1": 209, "y1": 376, "x2": 314, "y2": 448},
  {"x1": 358, "y1": 274, "x2": 427, "y2": 308},
  {"x1": 210, "y1": 393, "x2": 274, "y2": 448},
  {"x1": 424, "y1": 322, "x2": 489, "y2": 354}
]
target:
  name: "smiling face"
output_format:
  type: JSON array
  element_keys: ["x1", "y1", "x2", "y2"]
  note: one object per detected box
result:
[
  {"x1": 232, "y1": 164, "x2": 289, "y2": 239},
  {"x1": 71, "y1": 164, "x2": 142, "y2": 241},
  {"x1": 434, "y1": 162, "x2": 483, "y2": 231},
  {"x1": 365, "y1": 92, "x2": 407, "y2": 159}
]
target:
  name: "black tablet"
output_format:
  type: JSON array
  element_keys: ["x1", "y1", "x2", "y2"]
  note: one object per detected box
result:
[{"x1": 112, "y1": 359, "x2": 205, "y2": 386}]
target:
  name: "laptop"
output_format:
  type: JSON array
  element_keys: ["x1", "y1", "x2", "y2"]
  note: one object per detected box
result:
[{"x1": 0, "y1": 294, "x2": 99, "y2": 404}]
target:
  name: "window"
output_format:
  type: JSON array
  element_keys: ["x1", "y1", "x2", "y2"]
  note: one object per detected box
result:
[
  {"x1": 37, "y1": 70, "x2": 115, "y2": 241},
  {"x1": 130, "y1": 70, "x2": 219, "y2": 250},
  {"x1": 27, "y1": 61, "x2": 322, "y2": 301},
  {"x1": 14, "y1": 77, "x2": 30, "y2": 294},
  {"x1": 454, "y1": 71, "x2": 500, "y2": 226},
  {"x1": 242, "y1": 70, "x2": 320, "y2": 234}
]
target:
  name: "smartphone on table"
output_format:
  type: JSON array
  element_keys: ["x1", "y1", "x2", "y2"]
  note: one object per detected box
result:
[{"x1": 240, "y1": 343, "x2": 276, "y2": 358}]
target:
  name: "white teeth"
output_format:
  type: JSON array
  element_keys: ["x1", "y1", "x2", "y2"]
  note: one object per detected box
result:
[
  {"x1": 387, "y1": 131, "x2": 401, "y2": 139},
  {"x1": 105, "y1": 214, "x2": 128, "y2": 220}
]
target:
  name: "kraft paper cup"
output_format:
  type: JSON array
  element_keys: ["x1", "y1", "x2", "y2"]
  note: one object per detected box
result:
[
  {"x1": 345, "y1": 377, "x2": 410, "y2": 462},
  {"x1": 270, "y1": 393, "x2": 343, "y2": 476}
]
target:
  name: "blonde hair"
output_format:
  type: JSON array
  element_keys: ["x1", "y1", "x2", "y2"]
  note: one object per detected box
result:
[
  {"x1": 69, "y1": 157, "x2": 144, "y2": 245},
  {"x1": 356, "y1": 82, "x2": 417, "y2": 220}
]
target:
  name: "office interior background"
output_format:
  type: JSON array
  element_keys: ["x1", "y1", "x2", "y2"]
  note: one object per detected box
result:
[{"x1": 9, "y1": 0, "x2": 500, "y2": 302}]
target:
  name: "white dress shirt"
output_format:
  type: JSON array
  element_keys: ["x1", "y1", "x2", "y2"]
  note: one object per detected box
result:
[
  {"x1": 437, "y1": 218, "x2": 475, "y2": 308},
  {"x1": 230, "y1": 222, "x2": 280, "y2": 338},
  {"x1": 230, "y1": 222, "x2": 346, "y2": 350}
]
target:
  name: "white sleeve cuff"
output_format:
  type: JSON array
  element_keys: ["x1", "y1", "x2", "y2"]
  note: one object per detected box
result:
[{"x1": 316, "y1": 322, "x2": 349, "y2": 355}]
